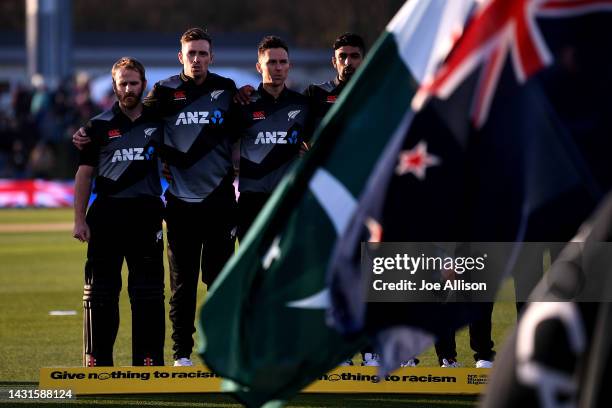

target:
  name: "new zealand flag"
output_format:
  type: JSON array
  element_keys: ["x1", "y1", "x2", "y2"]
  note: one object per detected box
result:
[{"x1": 329, "y1": 0, "x2": 612, "y2": 376}]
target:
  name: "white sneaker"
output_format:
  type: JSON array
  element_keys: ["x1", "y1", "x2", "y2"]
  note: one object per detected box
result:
[
  {"x1": 400, "y1": 358, "x2": 419, "y2": 367},
  {"x1": 362, "y1": 352, "x2": 380, "y2": 366},
  {"x1": 338, "y1": 359, "x2": 354, "y2": 366},
  {"x1": 441, "y1": 358, "x2": 460, "y2": 368},
  {"x1": 173, "y1": 357, "x2": 194, "y2": 367},
  {"x1": 475, "y1": 359, "x2": 493, "y2": 368}
]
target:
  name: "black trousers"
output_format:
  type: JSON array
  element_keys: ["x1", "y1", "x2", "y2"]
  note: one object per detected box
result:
[
  {"x1": 166, "y1": 187, "x2": 237, "y2": 360},
  {"x1": 237, "y1": 191, "x2": 270, "y2": 241},
  {"x1": 83, "y1": 196, "x2": 165, "y2": 366},
  {"x1": 435, "y1": 302, "x2": 495, "y2": 364},
  {"x1": 514, "y1": 244, "x2": 563, "y2": 316}
]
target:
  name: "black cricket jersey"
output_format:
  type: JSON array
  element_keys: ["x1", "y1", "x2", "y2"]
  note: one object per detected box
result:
[
  {"x1": 237, "y1": 84, "x2": 313, "y2": 194},
  {"x1": 79, "y1": 102, "x2": 162, "y2": 198},
  {"x1": 303, "y1": 77, "x2": 347, "y2": 127},
  {"x1": 144, "y1": 71, "x2": 237, "y2": 203}
]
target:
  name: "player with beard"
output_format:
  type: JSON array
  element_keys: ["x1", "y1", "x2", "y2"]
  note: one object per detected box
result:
[
  {"x1": 304, "y1": 33, "x2": 393, "y2": 368},
  {"x1": 303, "y1": 33, "x2": 365, "y2": 128},
  {"x1": 73, "y1": 57, "x2": 165, "y2": 367}
]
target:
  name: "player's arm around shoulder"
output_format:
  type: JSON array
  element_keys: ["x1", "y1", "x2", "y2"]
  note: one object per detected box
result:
[
  {"x1": 302, "y1": 84, "x2": 316, "y2": 98},
  {"x1": 228, "y1": 86, "x2": 258, "y2": 141},
  {"x1": 300, "y1": 96, "x2": 316, "y2": 155},
  {"x1": 72, "y1": 118, "x2": 98, "y2": 150},
  {"x1": 143, "y1": 80, "x2": 172, "y2": 117}
]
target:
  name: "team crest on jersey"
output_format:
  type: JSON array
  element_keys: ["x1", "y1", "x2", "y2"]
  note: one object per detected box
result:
[
  {"x1": 108, "y1": 129, "x2": 122, "y2": 138},
  {"x1": 173, "y1": 90, "x2": 187, "y2": 101},
  {"x1": 143, "y1": 127, "x2": 157, "y2": 138},
  {"x1": 287, "y1": 110, "x2": 301, "y2": 121},
  {"x1": 210, "y1": 90, "x2": 224, "y2": 101},
  {"x1": 252, "y1": 111, "x2": 266, "y2": 120},
  {"x1": 326, "y1": 95, "x2": 337, "y2": 103}
]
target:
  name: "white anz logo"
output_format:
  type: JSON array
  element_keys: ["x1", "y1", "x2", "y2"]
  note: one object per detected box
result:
[
  {"x1": 111, "y1": 148, "x2": 146, "y2": 162},
  {"x1": 144, "y1": 127, "x2": 157, "y2": 138},
  {"x1": 287, "y1": 110, "x2": 301, "y2": 121},
  {"x1": 255, "y1": 131, "x2": 288, "y2": 144},
  {"x1": 175, "y1": 111, "x2": 210, "y2": 125},
  {"x1": 210, "y1": 90, "x2": 224, "y2": 101}
]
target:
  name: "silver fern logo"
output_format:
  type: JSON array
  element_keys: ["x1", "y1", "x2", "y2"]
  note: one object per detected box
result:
[
  {"x1": 287, "y1": 110, "x2": 301, "y2": 121},
  {"x1": 144, "y1": 128, "x2": 157, "y2": 138},
  {"x1": 210, "y1": 90, "x2": 224, "y2": 101}
]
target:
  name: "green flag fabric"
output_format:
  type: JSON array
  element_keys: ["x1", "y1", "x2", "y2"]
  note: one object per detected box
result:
[{"x1": 199, "y1": 1, "x2": 473, "y2": 406}]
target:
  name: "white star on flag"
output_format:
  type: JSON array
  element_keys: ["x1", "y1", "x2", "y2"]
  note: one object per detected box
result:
[{"x1": 395, "y1": 141, "x2": 441, "y2": 180}]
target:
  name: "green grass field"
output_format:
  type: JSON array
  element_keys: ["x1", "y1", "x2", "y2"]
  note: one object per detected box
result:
[{"x1": 0, "y1": 208, "x2": 517, "y2": 407}]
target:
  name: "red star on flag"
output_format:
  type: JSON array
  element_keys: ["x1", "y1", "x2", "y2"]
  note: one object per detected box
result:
[
  {"x1": 395, "y1": 141, "x2": 441, "y2": 180},
  {"x1": 365, "y1": 217, "x2": 383, "y2": 243},
  {"x1": 413, "y1": 0, "x2": 612, "y2": 127}
]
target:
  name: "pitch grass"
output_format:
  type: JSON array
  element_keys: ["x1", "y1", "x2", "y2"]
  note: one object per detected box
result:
[{"x1": 0, "y1": 208, "x2": 515, "y2": 406}]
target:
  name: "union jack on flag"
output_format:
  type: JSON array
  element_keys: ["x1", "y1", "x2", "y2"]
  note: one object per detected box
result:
[{"x1": 413, "y1": 0, "x2": 612, "y2": 127}]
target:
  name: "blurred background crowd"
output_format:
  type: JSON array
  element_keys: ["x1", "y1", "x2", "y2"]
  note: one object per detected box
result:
[{"x1": 0, "y1": 71, "x2": 104, "y2": 179}]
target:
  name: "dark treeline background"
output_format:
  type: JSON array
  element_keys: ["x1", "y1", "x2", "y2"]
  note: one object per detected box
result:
[{"x1": 1, "y1": 0, "x2": 405, "y2": 48}]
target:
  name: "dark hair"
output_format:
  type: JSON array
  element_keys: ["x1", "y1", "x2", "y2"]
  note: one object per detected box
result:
[
  {"x1": 333, "y1": 33, "x2": 366, "y2": 54},
  {"x1": 111, "y1": 57, "x2": 146, "y2": 83},
  {"x1": 180, "y1": 27, "x2": 212, "y2": 49},
  {"x1": 257, "y1": 35, "x2": 289, "y2": 57}
]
